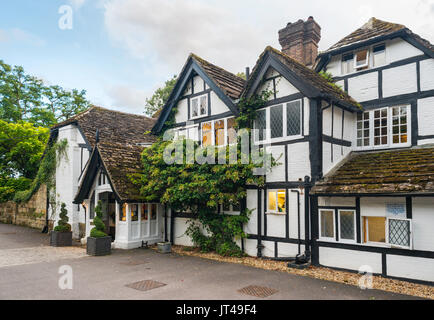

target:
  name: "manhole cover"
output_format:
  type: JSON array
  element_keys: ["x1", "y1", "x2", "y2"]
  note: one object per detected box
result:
[
  {"x1": 237, "y1": 285, "x2": 278, "y2": 298},
  {"x1": 125, "y1": 280, "x2": 166, "y2": 292},
  {"x1": 120, "y1": 260, "x2": 148, "y2": 266}
]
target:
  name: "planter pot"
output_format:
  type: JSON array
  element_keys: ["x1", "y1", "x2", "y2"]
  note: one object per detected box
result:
[
  {"x1": 157, "y1": 242, "x2": 172, "y2": 254},
  {"x1": 50, "y1": 231, "x2": 72, "y2": 247},
  {"x1": 86, "y1": 236, "x2": 112, "y2": 256}
]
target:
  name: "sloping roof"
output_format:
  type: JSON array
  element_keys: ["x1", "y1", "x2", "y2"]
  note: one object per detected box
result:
[
  {"x1": 321, "y1": 17, "x2": 434, "y2": 55},
  {"x1": 53, "y1": 106, "x2": 157, "y2": 202},
  {"x1": 311, "y1": 146, "x2": 434, "y2": 196},
  {"x1": 245, "y1": 46, "x2": 361, "y2": 110},
  {"x1": 191, "y1": 54, "x2": 246, "y2": 100}
]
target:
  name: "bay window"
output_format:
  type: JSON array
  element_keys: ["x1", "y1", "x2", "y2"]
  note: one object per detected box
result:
[
  {"x1": 254, "y1": 100, "x2": 302, "y2": 143},
  {"x1": 267, "y1": 190, "x2": 286, "y2": 214},
  {"x1": 356, "y1": 105, "x2": 410, "y2": 149}
]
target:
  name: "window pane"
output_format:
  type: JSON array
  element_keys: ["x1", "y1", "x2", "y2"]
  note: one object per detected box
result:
[
  {"x1": 232, "y1": 202, "x2": 241, "y2": 212},
  {"x1": 270, "y1": 105, "x2": 283, "y2": 138},
  {"x1": 191, "y1": 98, "x2": 198, "y2": 118},
  {"x1": 141, "y1": 204, "x2": 148, "y2": 221},
  {"x1": 374, "y1": 108, "x2": 387, "y2": 146},
  {"x1": 340, "y1": 211, "x2": 355, "y2": 240},
  {"x1": 389, "y1": 219, "x2": 410, "y2": 247},
  {"x1": 131, "y1": 204, "x2": 138, "y2": 221},
  {"x1": 120, "y1": 203, "x2": 126, "y2": 222},
  {"x1": 321, "y1": 210, "x2": 334, "y2": 238},
  {"x1": 151, "y1": 204, "x2": 157, "y2": 220},
  {"x1": 342, "y1": 53, "x2": 354, "y2": 74},
  {"x1": 227, "y1": 118, "x2": 237, "y2": 144},
  {"x1": 268, "y1": 191, "x2": 277, "y2": 212},
  {"x1": 214, "y1": 120, "x2": 225, "y2": 146},
  {"x1": 391, "y1": 106, "x2": 409, "y2": 145},
  {"x1": 355, "y1": 49, "x2": 368, "y2": 69},
  {"x1": 287, "y1": 101, "x2": 301, "y2": 136},
  {"x1": 200, "y1": 96, "x2": 207, "y2": 115},
  {"x1": 373, "y1": 44, "x2": 386, "y2": 67},
  {"x1": 365, "y1": 217, "x2": 386, "y2": 243},
  {"x1": 202, "y1": 122, "x2": 212, "y2": 147},
  {"x1": 357, "y1": 112, "x2": 370, "y2": 147},
  {"x1": 255, "y1": 109, "x2": 266, "y2": 141},
  {"x1": 277, "y1": 190, "x2": 286, "y2": 213}
]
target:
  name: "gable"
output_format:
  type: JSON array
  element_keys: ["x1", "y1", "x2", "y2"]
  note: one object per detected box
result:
[{"x1": 255, "y1": 67, "x2": 300, "y2": 100}]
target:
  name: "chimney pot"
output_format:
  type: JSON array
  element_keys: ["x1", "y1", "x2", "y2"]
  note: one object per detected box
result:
[{"x1": 278, "y1": 17, "x2": 321, "y2": 66}]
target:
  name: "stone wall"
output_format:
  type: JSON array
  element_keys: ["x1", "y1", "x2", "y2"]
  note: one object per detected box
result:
[{"x1": 0, "y1": 184, "x2": 52, "y2": 230}]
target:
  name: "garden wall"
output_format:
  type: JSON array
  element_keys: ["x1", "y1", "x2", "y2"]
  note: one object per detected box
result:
[{"x1": 0, "y1": 184, "x2": 52, "y2": 230}]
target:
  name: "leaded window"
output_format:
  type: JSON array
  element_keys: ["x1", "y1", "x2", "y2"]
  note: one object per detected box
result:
[
  {"x1": 287, "y1": 100, "x2": 301, "y2": 136},
  {"x1": 389, "y1": 218, "x2": 411, "y2": 248},
  {"x1": 320, "y1": 210, "x2": 335, "y2": 239},
  {"x1": 270, "y1": 105, "x2": 283, "y2": 138},
  {"x1": 255, "y1": 109, "x2": 267, "y2": 141},
  {"x1": 339, "y1": 210, "x2": 356, "y2": 242}
]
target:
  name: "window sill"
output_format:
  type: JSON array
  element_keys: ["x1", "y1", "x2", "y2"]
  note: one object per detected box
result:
[
  {"x1": 190, "y1": 114, "x2": 209, "y2": 121},
  {"x1": 266, "y1": 212, "x2": 286, "y2": 216}
]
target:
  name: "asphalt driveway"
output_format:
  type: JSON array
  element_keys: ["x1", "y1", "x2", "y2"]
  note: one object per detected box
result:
[{"x1": 0, "y1": 223, "x2": 420, "y2": 300}]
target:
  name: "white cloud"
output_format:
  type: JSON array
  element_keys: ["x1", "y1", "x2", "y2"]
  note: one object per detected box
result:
[
  {"x1": 0, "y1": 28, "x2": 45, "y2": 46},
  {"x1": 68, "y1": 0, "x2": 86, "y2": 9},
  {"x1": 106, "y1": 84, "x2": 148, "y2": 114}
]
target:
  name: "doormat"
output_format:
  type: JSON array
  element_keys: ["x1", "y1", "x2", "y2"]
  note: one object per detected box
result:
[
  {"x1": 237, "y1": 285, "x2": 278, "y2": 298},
  {"x1": 125, "y1": 280, "x2": 166, "y2": 292}
]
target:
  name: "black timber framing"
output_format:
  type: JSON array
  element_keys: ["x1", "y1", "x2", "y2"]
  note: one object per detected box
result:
[
  {"x1": 309, "y1": 99, "x2": 323, "y2": 181},
  {"x1": 361, "y1": 89, "x2": 434, "y2": 109}
]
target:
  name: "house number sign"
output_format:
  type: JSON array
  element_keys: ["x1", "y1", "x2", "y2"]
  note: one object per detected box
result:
[{"x1": 386, "y1": 203, "x2": 406, "y2": 217}]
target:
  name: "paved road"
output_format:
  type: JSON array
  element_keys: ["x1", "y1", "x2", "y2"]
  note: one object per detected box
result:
[{"x1": 0, "y1": 223, "x2": 420, "y2": 300}]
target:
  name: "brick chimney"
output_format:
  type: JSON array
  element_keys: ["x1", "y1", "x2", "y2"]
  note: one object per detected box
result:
[{"x1": 278, "y1": 16, "x2": 321, "y2": 66}]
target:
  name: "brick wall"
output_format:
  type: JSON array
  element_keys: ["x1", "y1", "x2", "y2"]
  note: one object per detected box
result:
[{"x1": 0, "y1": 184, "x2": 52, "y2": 230}]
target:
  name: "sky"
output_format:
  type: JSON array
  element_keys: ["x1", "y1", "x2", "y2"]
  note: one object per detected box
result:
[{"x1": 1, "y1": 0, "x2": 433, "y2": 115}]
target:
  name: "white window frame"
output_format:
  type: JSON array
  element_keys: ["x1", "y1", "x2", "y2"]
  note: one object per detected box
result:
[
  {"x1": 200, "y1": 117, "x2": 237, "y2": 147},
  {"x1": 266, "y1": 189, "x2": 286, "y2": 215},
  {"x1": 373, "y1": 43, "x2": 386, "y2": 67},
  {"x1": 341, "y1": 43, "x2": 388, "y2": 76},
  {"x1": 355, "y1": 105, "x2": 411, "y2": 151},
  {"x1": 254, "y1": 99, "x2": 303, "y2": 144},
  {"x1": 354, "y1": 48, "x2": 370, "y2": 70},
  {"x1": 319, "y1": 209, "x2": 336, "y2": 241},
  {"x1": 338, "y1": 210, "x2": 357, "y2": 244},
  {"x1": 220, "y1": 203, "x2": 241, "y2": 215},
  {"x1": 386, "y1": 217, "x2": 412, "y2": 249},
  {"x1": 190, "y1": 94, "x2": 208, "y2": 120},
  {"x1": 173, "y1": 124, "x2": 199, "y2": 141}
]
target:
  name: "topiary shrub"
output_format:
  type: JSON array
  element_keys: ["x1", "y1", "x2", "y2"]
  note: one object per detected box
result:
[
  {"x1": 90, "y1": 201, "x2": 108, "y2": 238},
  {"x1": 53, "y1": 203, "x2": 71, "y2": 232}
]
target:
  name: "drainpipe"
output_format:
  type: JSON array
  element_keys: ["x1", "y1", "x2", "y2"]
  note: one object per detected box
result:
[
  {"x1": 304, "y1": 176, "x2": 311, "y2": 258},
  {"x1": 291, "y1": 190, "x2": 301, "y2": 255},
  {"x1": 164, "y1": 205, "x2": 168, "y2": 242},
  {"x1": 42, "y1": 187, "x2": 50, "y2": 234}
]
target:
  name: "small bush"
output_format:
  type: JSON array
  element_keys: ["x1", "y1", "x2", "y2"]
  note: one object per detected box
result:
[
  {"x1": 89, "y1": 201, "x2": 108, "y2": 238},
  {"x1": 53, "y1": 203, "x2": 71, "y2": 232}
]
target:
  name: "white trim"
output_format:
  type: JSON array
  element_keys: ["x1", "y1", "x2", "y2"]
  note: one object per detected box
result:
[
  {"x1": 266, "y1": 189, "x2": 286, "y2": 214},
  {"x1": 386, "y1": 217, "x2": 413, "y2": 250},
  {"x1": 319, "y1": 209, "x2": 336, "y2": 241},
  {"x1": 189, "y1": 94, "x2": 208, "y2": 120},
  {"x1": 337, "y1": 209, "x2": 357, "y2": 244},
  {"x1": 354, "y1": 48, "x2": 370, "y2": 70}
]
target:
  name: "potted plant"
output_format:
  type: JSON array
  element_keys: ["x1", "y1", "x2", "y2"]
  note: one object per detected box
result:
[
  {"x1": 50, "y1": 203, "x2": 72, "y2": 247},
  {"x1": 86, "y1": 201, "x2": 111, "y2": 256}
]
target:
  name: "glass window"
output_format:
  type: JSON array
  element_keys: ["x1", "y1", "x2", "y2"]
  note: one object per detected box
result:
[
  {"x1": 374, "y1": 108, "x2": 388, "y2": 146},
  {"x1": 339, "y1": 210, "x2": 356, "y2": 241},
  {"x1": 268, "y1": 190, "x2": 286, "y2": 213},
  {"x1": 342, "y1": 53, "x2": 354, "y2": 74},
  {"x1": 270, "y1": 105, "x2": 283, "y2": 138},
  {"x1": 214, "y1": 120, "x2": 225, "y2": 146},
  {"x1": 287, "y1": 100, "x2": 301, "y2": 136},
  {"x1": 364, "y1": 217, "x2": 386, "y2": 243},
  {"x1": 355, "y1": 49, "x2": 369, "y2": 70},
  {"x1": 357, "y1": 112, "x2": 370, "y2": 147},
  {"x1": 150, "y1": 204, "x2": 157, "y2": 220},
  {"x1": 389, "y1": 218, "x2": 411, "y2": 248},
  {"x1": 191, "y1": 98, "x2": 198, "y2": 118},
  {"x1": 227, "y1": 118, "x2": 237, "y2": 145},
  {"x1": 131, "y1": 204, "x2": 138, "y2": 221},
  {"x1": 391, "y1": 106, "x2": 408, "y2": 144},
  {"x1": 141, "y1": 204, "x2": 148, "y2": 221},
  {"x1": 255, "y1": 109, "x2": 267, "y2": 141},
  {"x1": 201, "y1": 122, "x2": 212, "y2": 147},
  {"x1": 190, "y1": 95, "x2": 207, "y2": 118},
  {"x1": 90, "y1": 192, "x2": 95, "y2": 219},
  {"x1": 320, "y1": 210, "x2": 335, "y2": 239},
  {"x1": 373, "y1": 44, "x2": 386, "y2": 67},
  {"x1": 120, "y1": 203, "x2": 126, "y2": 222}
]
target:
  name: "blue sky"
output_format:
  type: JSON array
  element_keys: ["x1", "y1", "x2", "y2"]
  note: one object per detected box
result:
[{"x1": 1, "y1": 0, "x2": 433, "y2": 115}]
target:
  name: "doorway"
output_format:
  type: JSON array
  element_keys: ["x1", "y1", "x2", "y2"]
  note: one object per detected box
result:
[{"x1": 99, "y1": 192, "x2": 117, "y2": 241}]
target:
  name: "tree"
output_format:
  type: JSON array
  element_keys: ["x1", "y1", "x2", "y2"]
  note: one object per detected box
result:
[
  {"x1": 90, "y1": 201, "x2": 108, "y2": 238},
  {"x1": 54, "y1": 203, "x2": 71, "y2": 232},
  {"x1": 144, "y1": 75, "x2": 177, "y2": 117}
]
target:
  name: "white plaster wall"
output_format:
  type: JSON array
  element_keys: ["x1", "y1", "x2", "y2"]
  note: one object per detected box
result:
[
  {"x1": 175, "y1": 98, "x2": 188, "y2": 123},
  {"x1": 319, "y1": 247, "x2": 383, "y2": 274},
  {"x1": 278, "y1": 243, "x2": 300, "y2": 258},
  {"x1": 387, "y1": 255, "x2": 434, "y2": 282},
  {"x1": 193, "y1": 75, "x2": 204, "y2": 93},
  {"x1": 326, "y1": 55, "x2": 341, "y2": 77},
  {"x1": 303, "y1": 98, "x2": 310, "y2": 136},
  {"x1": 275, "y1": 76, "x2": 299, "y2": 98},
  {"x1": 348, "y1": 72, "x2": 379, "y2": 102},
  {"x1": 173, "y1": 217, "x2": 194, "y2": 246},
  {"x1": 287, "y1": 142, "x2": 310, "y2": 181},
  {"x1": 258, "y1": 80, "x2": 274, "y2": 101},
  {"x1": 387, "y1": 38, "x2": 424, "y2": 64},
  {"x1": 322, "y1": 108, "x2": 332, "y2": 136},
  {"x1": 343, "y1": 110, "x2": 356, "y2": 145},
  {"x1": 266, "y1": 214, "x2": 286, "y2": 238},
  {"x1": 383, "y1": 63, "x2": 417, "y2": 98},
  {"x1": 333, "y1": 107, "x2": 343, "y2": 139},
  {"x1": 265, "y1": 145, "x2": 285, "y2": 183},
  {"x1": 210, "y1": 91, "x2": 230, "y2": 115},
  {"x1": 335, "y1": 80, "x2": 345, "y2": 91},
  {"x1": 420, "y1": 59, "x2": 434, "y2": 91},
  {"x1": 417, "y1": 97, "x2": 434, "y2": 137},
  {"x1": 244, "y1": 239, "x2": 257, "y2": 257},
  {"x1": 412, "y1": 198, "x2": 434, "y2": 252},
  {"x1": 323, "y1": 142, "x2": 332, "y2": 175},
  {"x1": 261, "y1": 240, "x2": 276, "y2": 258},
  {"x1": 418, "y1": 138, "x2": 434, "y2": 146},
  {"x1": 245, "y1": 190, "x2": 258, "y2": 235},
  {"x1": 360, "y1": 197, "x2": 406, "y2": 217},
  {"x1": 287, "y1": 190, "x2": 305, "y2": 240}
]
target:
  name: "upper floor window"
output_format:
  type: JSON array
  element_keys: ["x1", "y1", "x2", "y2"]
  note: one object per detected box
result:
[
  {"x1": 254, "y1": 100, "x2": 302, "y2": 143},
  {"x1": 190, "y1": 94, "x2": 208, "y2": 119},
  {"x1": 355, "y1": 49, "x2": 369, "y2": 70},
  {"x1": 356, "y1": 105, "x2": 410, "y2": 149},
  {"x1": 174, "y1": 125, "x2": 199, "y2": 141},
  {"x1": 342, "y1": 53, "x2": 354, "y2": 75},
  {"x1": 200, "y1": 117, "x2": 236, "y2": 147},
  {"x1": 373, "y1": 44, "x2": 386, "y2": 67},
  {"x1": 341, "y1": 43, "x2": 386, "y2": 75}
]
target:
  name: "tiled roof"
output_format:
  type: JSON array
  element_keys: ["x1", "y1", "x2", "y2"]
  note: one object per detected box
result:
[
  {"x1": 311, "y1": 146, "x2": 434, "y2": 195},
  {"x1": 323, "y1": 17, "x2": 434, "y2": 54},
  {"x1": 191, "y1": 53, "x2": 246, "y2": 100},
  {"x1": 53, "y1": 106, "x2": 157, "y2": 201},
  {"x1": 246, "y1": 46, "x2": 361, "y2": 109}
]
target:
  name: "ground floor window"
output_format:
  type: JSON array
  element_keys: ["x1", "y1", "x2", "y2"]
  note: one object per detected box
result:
[
  {"x1": 131, "y1": 204, "x2": 139, "y2": 221},
  {"x1": 120, "y1": 203, "x2": 126, "y2": 222},
  {"x1": 267, "y1": 190, "x2": 286, "y2": 214},
  {"x1": 338, "y1": 210, "x2": 356, "y2": 242},
  {"x1": 363, "y1": 216, "x2": 412, "y2": 248},
  {"x1": 319, "y1": 210, "x2": 335, "y2": 240}
]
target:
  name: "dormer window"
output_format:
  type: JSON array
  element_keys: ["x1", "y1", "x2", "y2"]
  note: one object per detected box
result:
[
  {"x1": 354, "y1": 49, "x2": 369, "y2": 70},
  {"x1": 190, "y1": 94, "x2": 208, "y2": 119}
]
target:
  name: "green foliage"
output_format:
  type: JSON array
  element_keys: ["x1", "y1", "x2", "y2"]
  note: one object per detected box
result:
[
  {"x1": 90, "y1": 201, "x2": 108, "y2": 238},
  {"x1": 145, "y1": 75, "x2": 177, "y2": 117},
  {"x1": 54, "y1": 203, "x2": 71, "y2": 232},
  {"x1": 14, "y1": 139, "x2": 68, "y2": 203},
  {"x1": 318, "y1": 70, "x2": 335, "y2": 83},
  {"x1": 0, "y1": 59, "x2": 90, "y2": 127},
  {"x1": 236, "y1": 87, "x2": 273, "y2": 129}
]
